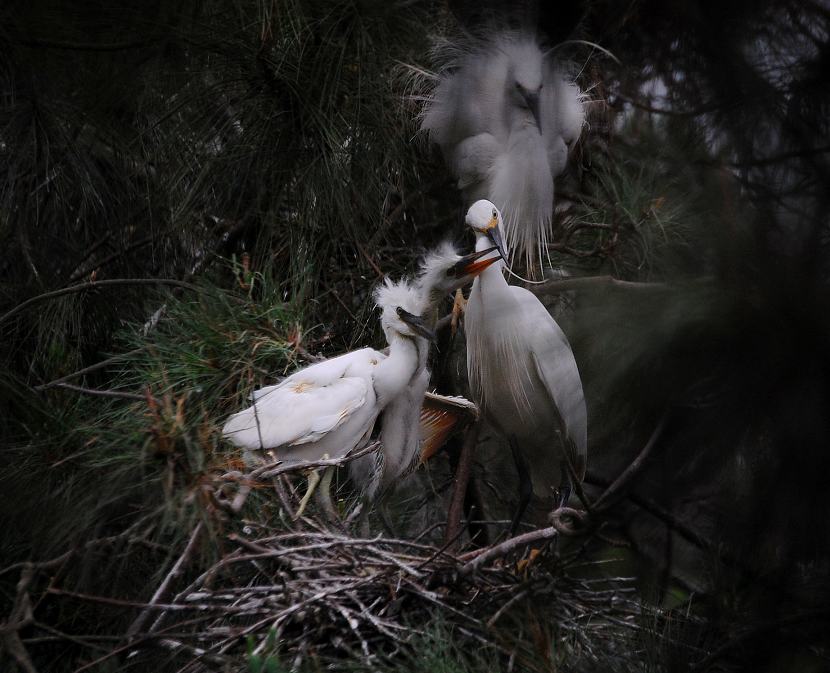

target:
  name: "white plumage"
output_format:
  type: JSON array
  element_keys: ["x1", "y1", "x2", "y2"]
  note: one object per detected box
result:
[
  {"x1": 353, "y1": 242, "x2": 501, "y2": 505},
  {"x1": 421, "y1": 33, "x2": 585, "y2": 271},
  {"x1": 223, "y1": 246, "x2": 498, "y2": 521},
  {"x1": 223, "y1": 349, "x2": 379, "y2": 462},
  {"x1": 463, "y1": 200, "x2": 587, "y2": 526},
  {"x1": 222, "y1": 279, "x2": 430, "y2": 493}
]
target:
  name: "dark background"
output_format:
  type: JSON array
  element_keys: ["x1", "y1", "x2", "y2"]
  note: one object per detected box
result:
[{"x1": 1, "y1": 1, "x2": 829, "y2": 671}]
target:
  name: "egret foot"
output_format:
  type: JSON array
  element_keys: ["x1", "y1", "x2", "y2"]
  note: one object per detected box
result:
[
  {"x1": 451, "y1": 288, "x2": 467, "y2": 336},
  {"x1": 508, "y1": 436, "x2": 532, "y2": 536},
  {"x1": 556, "y1": 460, "x2": 573, "y2": 509},
  {"x1": 549, "y1": 506, "x2": 587, "y2": 536},
  {"x1": 314, "y1": 466, "x2": 339, "y2": 522},
  {"x1": 294, "y1": 468, "x2": 320, "y2": 520}
]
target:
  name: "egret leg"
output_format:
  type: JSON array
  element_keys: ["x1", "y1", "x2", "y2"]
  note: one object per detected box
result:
[
  {"x1": 314, "y1": 466, "x2": 339, "y2": 522},
  {"x1": 378, "y1": 502, "x2": 397, "y2": 537},
  {"x1": 356, "y1": 500, "x2": 373, "y2": 537},
  {"x1": 557, "y1": 460, "x2": 572, "y2": 509},
  {"x1": 450, "y1": 288, "x2": 467, "y2": 336},
  {"x1": 294, "y1": 468, "x2": 320, "y2": 520},
  {"x1": 509, "y1": 437, "x2": 533, "y2": 536}
]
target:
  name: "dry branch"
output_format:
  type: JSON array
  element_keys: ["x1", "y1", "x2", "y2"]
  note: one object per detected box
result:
[
  {"x1": 128, "y1": 522, "x2": 204, "y2": 639},
  {"x1": 445, "y1": 422, "x2": 480, "y2": 550},
  {"x1": 0, "y1": 279, "x2": 209, "y2": 326},
  {"x1": 592, "y1": 413, "x2": 669, "y2": 513},
  {"x1": 5, "y1": 517, "x2": 699, "y2": 672}
]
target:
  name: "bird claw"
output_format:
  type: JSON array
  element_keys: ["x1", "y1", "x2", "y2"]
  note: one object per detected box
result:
[
  {"x1": 451, "y1": 289, "x2": 467, "y2": 336},
  {"x1": 294, "y1": 467, "x2": 322, "y2": 520},
  {"x1": 548, "y1": 506, "x2": 587, "y2": 535}
]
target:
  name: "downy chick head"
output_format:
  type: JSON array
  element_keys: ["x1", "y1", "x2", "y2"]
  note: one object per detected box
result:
[
  {"x1": 416, "y1": 241, "x2": 504, "y2": 309},
  {"x1": 374, "y1": 278, "x2": 435, "y2": 343}
]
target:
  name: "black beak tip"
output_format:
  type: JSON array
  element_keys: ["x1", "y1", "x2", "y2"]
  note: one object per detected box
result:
[
  {"x1": 397, "y1": 307, "x2": 437, "y2": 342},
  {"x1": 522, "y1": 90, "x2": 542, "y2": 128}
]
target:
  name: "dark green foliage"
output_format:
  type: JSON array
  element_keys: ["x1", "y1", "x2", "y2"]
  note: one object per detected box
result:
[
  {"x1": 1, "y1": 0, "x2": 830, "y2": 671},
  {"x1": 0, "y1": 272, "x2": 294, "y2": 554},
  {"x1": 0, "y1": 0, "x2": 444, "y2": 383}
]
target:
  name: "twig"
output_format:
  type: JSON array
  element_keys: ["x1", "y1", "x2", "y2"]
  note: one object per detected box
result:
[
  {"x1": 459, "y1": 526, "x2": 559, "y2": 576},
  {"x1": 46, "y1": 589, "x2": 211, "y2": 611},
  {"x1": 445, "y1": 423, "x2": 480, "y2": 551},
  {"x1": 34, "y1": 348, "x2": 146, "y2": 391},
  {"x1": 70, "y1": 232, "x2": 112, "y2": 274},
  {"x1": 47, "y1": 382, "x2": 154, "y2": 403},
  {"x1": 435, "y1": 312, "x2": 453, "y2": 332},
  {"x1": 0, "y1": 279, "x2": 211, "y2": 326},
  {"x1": 0, "y1": 551, "x2": 75, "y2": 579},
  {"x1": 592, "y1": 414, "x2": 669, "y2": 513},
  {"x1": 1, "y1": 566, "x2": 40, "y2": 673},
  {"x1": 128, "y1": 521, "x2": 204, "y2": 639},
  {"x1": 355, "y1": 240, "x2": 384, "y2": 279},
  {"x1": 486, "y1": 589, "x2": 529, "y2": 628},
  {"x1": 613, "y1": 93, "x2": 724, "y2": 117},
  {"x1": 584, "y1": 471, "x2": 758, "y2": 583},
  {"x1": 245, "y1": 441, "x2": 381, "y2": 480},
  {"x1": 68, "y1": 234, "x2": 158, "y2": 281},
  {"x1": 529, "y1": 275, "x2": 668, "y2": 301}
]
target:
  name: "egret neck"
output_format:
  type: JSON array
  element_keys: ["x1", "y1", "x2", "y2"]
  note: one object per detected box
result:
[
  {"x1": 372, "y1": 335, "x2": 421, "y2": 405},
  {"x1": 472, "y1": 233, "x2": 509, "y2": 299}
]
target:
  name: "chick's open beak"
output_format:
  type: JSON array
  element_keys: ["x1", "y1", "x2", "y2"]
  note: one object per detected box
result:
[
  {"x1": 447, "y1": 246, "x2": 502, "y2": 278},
  {"x1": 397, "y1": 308, "x2": 437, "y2": 342}
]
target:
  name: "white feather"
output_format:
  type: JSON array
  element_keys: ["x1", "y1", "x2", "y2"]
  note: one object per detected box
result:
[
  {"x1": 464, "y1": 201, "x2": 587, "y2": 499},
  {"x1": 421, "y1": 33, "x2": 585, "y2": 271}
]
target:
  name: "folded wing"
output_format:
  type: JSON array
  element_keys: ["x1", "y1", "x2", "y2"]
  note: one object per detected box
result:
[
  {"x1": 223, "y1": 348, "x2": 385, "y2": 452},
  {"x1": 419, "y1": 391, "x2": 479, "y2": 462}
]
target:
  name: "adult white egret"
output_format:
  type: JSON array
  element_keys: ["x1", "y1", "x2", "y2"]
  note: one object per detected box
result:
[
  {"x1": 420, "y1": 5, "x2": 585, "y2": 271},
  {"x1": 463, "y1": 199, "x2": 587, "y2": 531},
  {"x1": 222, "y1": 277, "x2": 435, "y2": 517}
]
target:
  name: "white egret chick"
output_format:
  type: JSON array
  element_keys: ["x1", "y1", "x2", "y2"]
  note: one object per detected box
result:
[
  {"x1": 353, "y1": 243, "x2": 502, "y2": 510},
  {"x1": 222, "y1": 278, "x2": 435, "y2": 517},
  {"x1": 463, "y1": 199, "x2": 587, "y2": 531}
]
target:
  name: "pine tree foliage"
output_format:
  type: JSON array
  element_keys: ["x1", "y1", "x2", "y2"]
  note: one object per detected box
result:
[{"x1": 1, "y1": 1, "x2": 829, "y2": 671}]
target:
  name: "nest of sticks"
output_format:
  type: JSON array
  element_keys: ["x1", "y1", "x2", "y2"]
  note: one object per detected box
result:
[
  {"x1": 123, "y1": 526, "x2": 656, "y2": 672},
  {"x1": 2, "y1": 437, "x2": 706, "y2": 673}
]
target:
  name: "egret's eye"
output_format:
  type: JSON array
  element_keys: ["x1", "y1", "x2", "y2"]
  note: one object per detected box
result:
[
  {"x1": 395, "y1": 306, "x2": 404, "y2": 317},
  {"x1": 491, "y1": 209, "x2": 497, "y2": 218}
]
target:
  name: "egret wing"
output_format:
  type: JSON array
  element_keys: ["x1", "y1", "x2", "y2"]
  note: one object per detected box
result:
[
  {"x1": 419, "y1": 391, "x2": 479, "y2": 462},
  {"x1": 451, "y1": 133, "x2": 501, "y2": 190},
  {"x1": 223, "y1": 348, "x2": 383, "y2": 450},
  {"x1": 251, "y1": 348, "x2": 384, "y2": 402},
  {"x1": 422, "y1": 53, "x2": 510, "y2": 153},
  {"x1": 528, "y1": 321, "x2": 588, "y2": 479},
  {"x1": 539, "y1": 68, "x2": 584, "y2": 178}
]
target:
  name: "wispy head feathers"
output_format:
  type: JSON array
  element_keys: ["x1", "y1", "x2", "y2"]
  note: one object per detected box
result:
[
  {"x1": 373, "y1": 277, "x2": 422, "y2": 315},
  {"x1": 416, "y1": 241, "x2": 462, "y2": 304}
]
